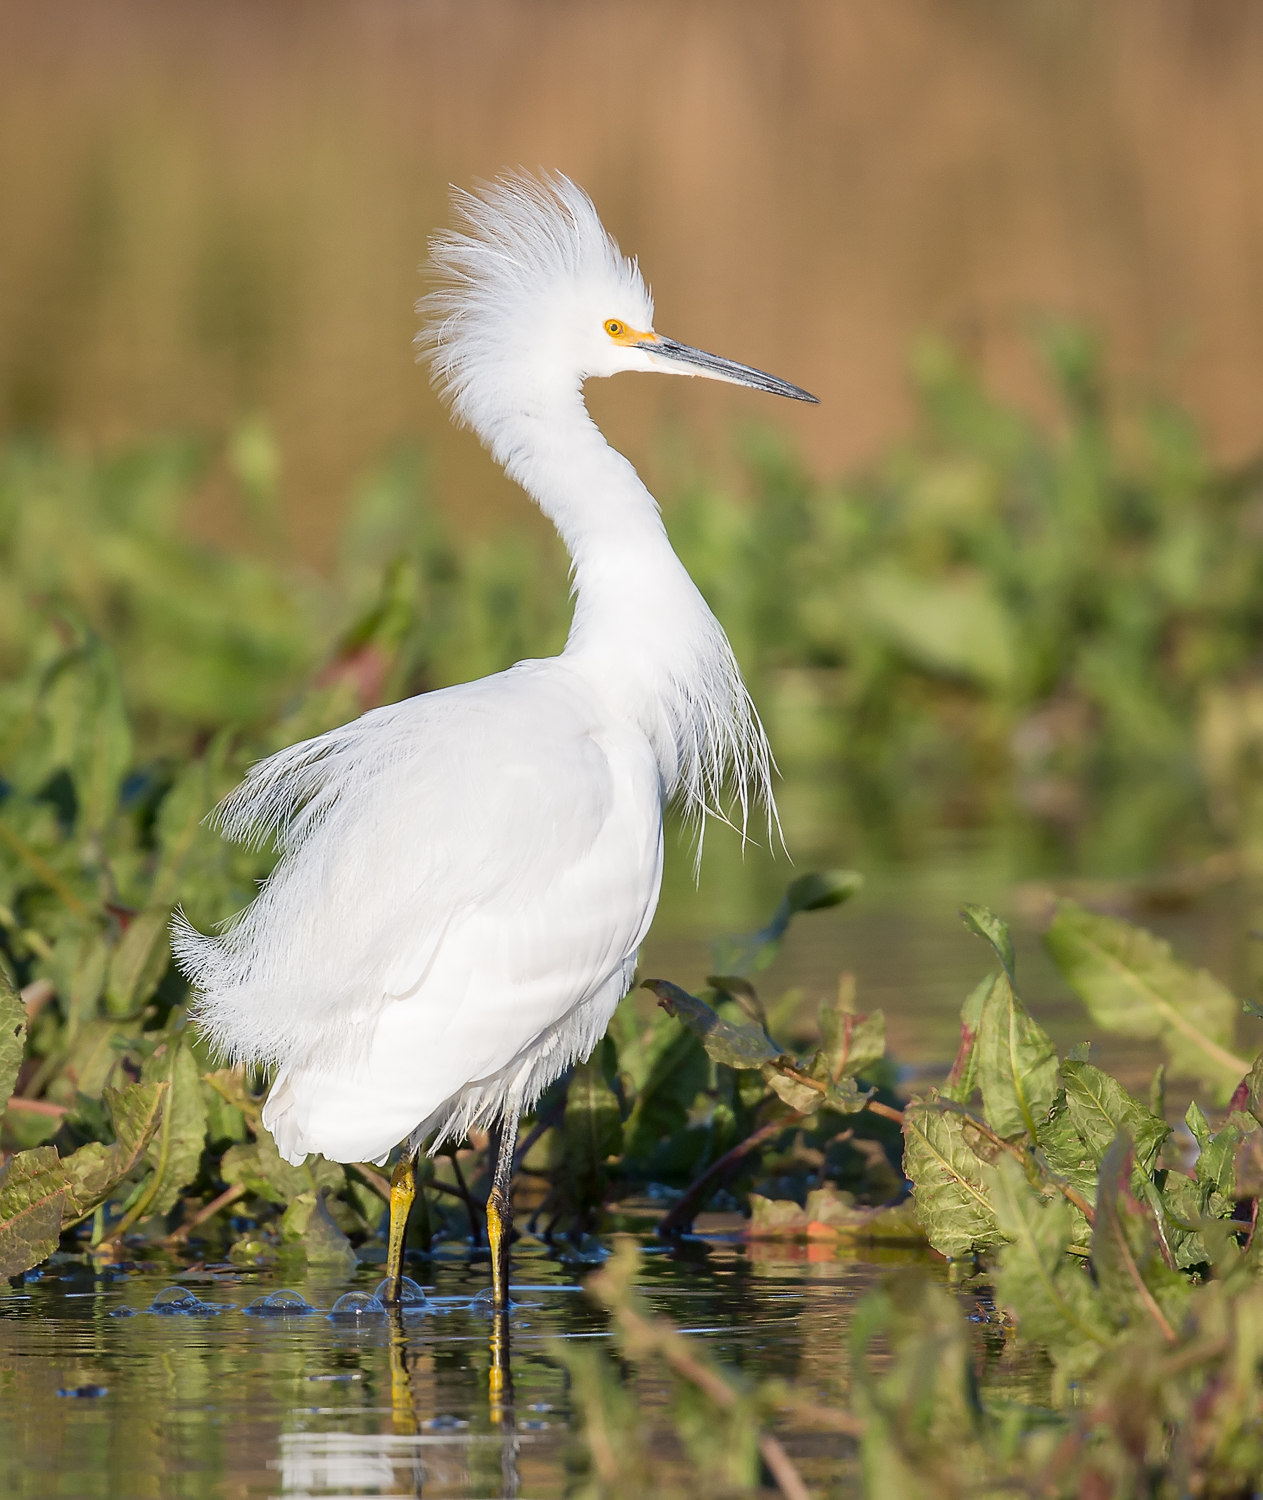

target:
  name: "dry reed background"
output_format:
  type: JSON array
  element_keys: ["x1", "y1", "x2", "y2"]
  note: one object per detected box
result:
[{"x1": 2, "y1": 0, "x2": 1262, "y2": 563}]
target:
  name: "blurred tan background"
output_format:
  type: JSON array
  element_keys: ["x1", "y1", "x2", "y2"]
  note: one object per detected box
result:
[{"x1": 2, "y1": 0, "x2": 1262, "y2": 561}]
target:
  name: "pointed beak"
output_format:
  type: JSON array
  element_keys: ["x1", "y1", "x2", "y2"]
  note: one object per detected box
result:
[{"x1": 638, "y1": 334, "x2": 819, "y2": 404}]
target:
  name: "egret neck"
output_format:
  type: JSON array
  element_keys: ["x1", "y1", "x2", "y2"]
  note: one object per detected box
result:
[{"x1": 484, "y1": 387, "x2": 746, "y2": 810}]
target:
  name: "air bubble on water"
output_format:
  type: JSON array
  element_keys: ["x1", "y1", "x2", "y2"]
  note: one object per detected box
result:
[
  {"x1": 244, "y1": 1289, "x2": 313, "y2": 1317},
  {"x1": 526, "y1": 1402, "x2": 553, "y2": 1412},
  {"x1": 148, "y1": 1285, "x2": 232, "y2": 1317},
  {"x1": 371, "y1": 1276, "x2": 427, "y2": 1309},
  {"x1": 150, "y1": 1287, "x2": 202, "y2": 1314},
  {"x1": 109, "y1": 1306, "x2": 137, "y2": 1318},
  {"x1": 328, "y1": 1291, "x2": 386, "y2": 1322}
]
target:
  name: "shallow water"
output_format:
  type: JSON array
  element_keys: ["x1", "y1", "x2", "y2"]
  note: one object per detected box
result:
[{"x1": 0, "y1": 1233, "x2": 918, "y2": 1498}]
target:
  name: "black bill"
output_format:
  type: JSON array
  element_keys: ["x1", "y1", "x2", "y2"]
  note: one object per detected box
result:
[{"x1": 640, "y1": 335, "x2": 819, "y2": 403}]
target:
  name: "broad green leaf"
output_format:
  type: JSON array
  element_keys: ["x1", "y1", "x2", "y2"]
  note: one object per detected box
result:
[
  {"x1": 565, "y1": 1058, "x2": 623, "y2": 1214},
  {"x1": 43, "y1": 638, "x2": 133, "y2": 838},
  {"x1": 818, "y1": 1002, "x2": 885, "y2": 1082},
  {"x1": 620, "y1": 1024, "x2": 708, "y2": 1161},
  {"x1": 902, "y1": 1099, "x2": 1002, "y2": 1258},
  {"x1": 141, "y1": 1041, "x2": 209, "y2": 1219},
  {"x1": 643, "y1": 979, "x2": 782, "y2": 1069},
  {"x1": 710, "y1": 870, "x2": 863, "y2": 977},
  {"x1": 280, "y1": 1189, "x2": 358, "y2": 1271},
  {"x1": 976, "y1": 973, "x2": 1058, "y2": 1141},
  {"x1": 221, "y1": 1130, "x2": 343, "y2": 1205},
  {"x1": 1235, "y1": 1049, "x2": 1263, "y2": 1125},
  {"x1": 960, "y1": 903, "x2": 1016, "y2": 980},
  {"x1": 1091, "y1": 1132, "x2": 1190, "y2": 1334},
  {"x1": 1152, "y1": 1170, "x2": 1217, "y2": 1270},
  {"x1": 991, "y1": 1156, "x2": 1111, "y2": 1357},
  {"x1": 46, "y1": 924, "x2": 109, "y2": 1032},
  {"x1": 0, "y1": 967, "x2": 26, "y2": 1109},
  {"x1": 0, "y1": 1152, "x2": 65, "y2": 1279},
  {"x1": 1195, "y1": 1111, "x2": 1257, "y2": 1204},
  {"x1": 761, "y1": 1064, "x2": 822, "y2": 1112},
  {"x1": 1034, "y1": 1092, "x2": 1098, "y2": 1222},
  {"x1": 105, "y1": 905, "x2": 172, "y2": 1017},
  {"x1": 1060, "y1": 1061, "x2": 1169, "y2": 1175},
  {"x1": 60, "y1": 1080, "x2": 169, "y2": 1223},
  {"x1": 942, "y1": 976, "x2": 990, "y2": 1104},
  {"x1": 1045, "y1": 900, "x2": 1249, "y2": 1096}
]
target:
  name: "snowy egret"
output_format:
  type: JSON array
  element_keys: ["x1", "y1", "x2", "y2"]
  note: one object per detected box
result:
[{"x1": 175, "y1": 171, "x2": 817, "y2": 1316}]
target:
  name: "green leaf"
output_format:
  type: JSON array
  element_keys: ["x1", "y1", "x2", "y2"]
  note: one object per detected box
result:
[
  {"x1": 280, "y1": 1189, "x2": 358, "y2": 1271},
  {"x1": 710, "y1": 870, "x2": 863, "y2": 977},
  {"x1": 1045, "y1": 900, "x2": 1249, "y2": 1096},
  {"x1": 975, "y1": 973, "x2": 1058, "y2": 1141},
  {"x1": 60, "y1": 1080, "x2": 169, "y2": 1223},
  {"x1": 0, "y1": 1145, "x2": 66, "y2": 1278},
  {"x1": 1034, "y1": 1092, "x2": 1098, "y2": 1220},
  {"x1": 104, "y1": 905, "x2": 173, "y2": 1018},
  {"x1": 818, "y1": 1002, "x2": 885, "y2": 1082},
  {"x1": 942, "y1": 976, "x2": 990, "y2": 1105},
  {"x1": 0, "y1": 1152, "x2": 65, "y2": 1272},
  {"x1": 1091, "y1": 1132, "x2": 1190, "y2": 1334},
  {"x1": 643, "y1": 979, "x2": 782, "y2": 1069},
  {"x1": 902, "y1": 1099, "x2": 1002, "y2": 1258},
  {"x1": 140, "y1": 1040, "x2": 209, "y2": 1220},
  {"x1": 1060, "y1": 1060, "x2": 1169, "y2": 1176},
  {"x1": 0, "y1": 966, "x2": 27, "y2": 1109},
  {"x1": 960, "y1": 903, "x2": 1016, "y2": 981},
  {"x1": 565, "y1": 1057, "x2": 623, "y2": 1213},
  {"x1": 1185, "y1": 1100, "x2": 1211, "y2": 1154},
  {"x1": 991, "y1": 1156, "x2": 1111, "y2": 1356},
  {"x1": 44, "y1": 638, "x2": 133, "y2": 838},
  {"x1": 220, "y1": 1130, "x2": 343, "y2": 1206}
]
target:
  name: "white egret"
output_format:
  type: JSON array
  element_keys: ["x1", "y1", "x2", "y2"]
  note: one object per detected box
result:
[{"x1": 174, "y1": 170, "x2": 817, "y2": 1318}]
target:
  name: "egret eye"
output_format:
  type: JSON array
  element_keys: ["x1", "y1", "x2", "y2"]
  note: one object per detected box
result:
[{"x1": 604, "y1": 319, "x2": 625, "y2": 338}]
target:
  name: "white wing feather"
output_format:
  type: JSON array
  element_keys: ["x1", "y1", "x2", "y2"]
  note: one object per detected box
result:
[{"x1": 174, "y1": 658, "x2": 663, "y2": 1163}]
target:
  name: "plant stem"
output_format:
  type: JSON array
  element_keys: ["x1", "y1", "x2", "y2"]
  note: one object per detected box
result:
[
  {"x1": 658, "y1": 1113, "x2": 807, "y2": 1236},
  {"x1": 162, "y1": 1182, "x2": 246, "y2": 1248}
]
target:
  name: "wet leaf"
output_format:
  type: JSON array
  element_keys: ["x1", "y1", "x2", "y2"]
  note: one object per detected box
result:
[
  {"x1": 902, "y1": 1099, "x2": 1002, "y2": 1258},
  {"x1": 1045, "y1": 900, "x2": 1249, "y2": 1096},
  {"x1": 1034, "y1": 1092, "x2": 1098, "y2": 1218},
  {"x1": 976, "y1": 972, "x2": 1058, "y2": 1141},
  {"x1": 1060, "y1": 1061, "x2": 1169, "y2": 1176},
  {"x1": 710, "y1": 870, "x2": 863, "y2": 977},
  {"x1": 0, "y1": 967, "x2": 26, "y2": 1109},
  {"x1": 747, "y1": 1194, "x2": 810, "y2": 1237}
]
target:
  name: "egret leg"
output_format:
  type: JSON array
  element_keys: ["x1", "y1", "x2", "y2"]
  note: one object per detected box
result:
[
  {"x1": 383, "y1": 1149, "x2": 418, "y2": 1305},
  {"x1": 487, "y1": 1103, "x2": 522, "y2": 1411},
  {"x1": 487, "y1": 1104, "x2": 522, "y2": 1310}
]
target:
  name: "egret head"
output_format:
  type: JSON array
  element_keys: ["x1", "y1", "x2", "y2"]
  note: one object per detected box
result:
[{"x1": 418, "y1": 171, "x2": 817, "y2": 443}]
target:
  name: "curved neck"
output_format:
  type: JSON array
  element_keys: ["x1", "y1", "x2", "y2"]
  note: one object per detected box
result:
[{"x1": 478, "y1": 387, "x2": 771, "y2": 820}]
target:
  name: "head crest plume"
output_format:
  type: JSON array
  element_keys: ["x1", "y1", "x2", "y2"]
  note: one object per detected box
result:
[{"x1": 415, "y1": 170, "x2": 654, "y2": 432}]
